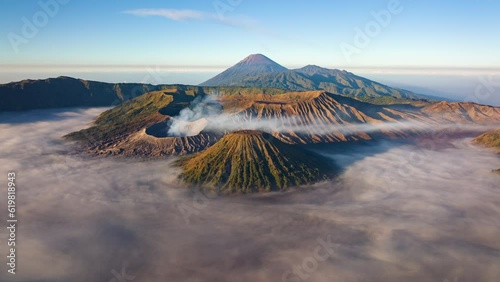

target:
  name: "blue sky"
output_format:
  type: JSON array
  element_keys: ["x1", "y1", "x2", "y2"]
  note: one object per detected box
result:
[{"x1": 1, "y1": 0, "x2": 500, "y2": 105}]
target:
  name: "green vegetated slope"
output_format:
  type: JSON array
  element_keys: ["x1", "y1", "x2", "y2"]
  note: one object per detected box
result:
[
  {"x1": 227, "y1": 67, "x2": 421, "y2": 99},
  {"x1": 63, "y1": 86, "x2": 285, "y2": 145},
  {"x1": 65, "y1": 91, "x2": 174, "y2": 145},
  {"x1": 474, "y1": 129, "x2": 500, "y2": 152},
  {"x1": 473, "y1": 129, "x2": 500, "y2": 174},
  {"x1": 355, "y1": 95, "x2": 432, "y2": 107},
  {"x1": 178, "y1": 130, "x2": 334, "y2": 193}
]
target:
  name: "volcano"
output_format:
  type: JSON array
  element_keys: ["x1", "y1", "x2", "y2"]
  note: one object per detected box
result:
[
  {"x1": 177, "y1": 130, "x2": 335, "y2": 193},
  {"x1": 200, "y1": 54, "x2": 287, "y2": 87},
  {"x1": 200, "y1": 54, "x2": 427, "y2": 100}
]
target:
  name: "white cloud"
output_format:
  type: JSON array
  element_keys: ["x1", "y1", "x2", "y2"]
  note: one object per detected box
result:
[
  {"x1": 2, "y1": 108, "x2": 500, "y2": 281},
  {"x1": 123, "y1": 8, "x2": 264, "y2": 33},
  {"x1": 123, "y1": 9, "x2": 206, "y2": 21}
]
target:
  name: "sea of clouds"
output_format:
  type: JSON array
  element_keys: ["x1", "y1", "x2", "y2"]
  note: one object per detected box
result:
[{"x1": 0, "y1": 108, "x2": 499, "y2": 282}]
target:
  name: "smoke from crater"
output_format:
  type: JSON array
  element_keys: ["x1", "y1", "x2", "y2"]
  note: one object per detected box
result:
[{"x1": 166, "y1": 95, "x2": 222, "y2": 137}]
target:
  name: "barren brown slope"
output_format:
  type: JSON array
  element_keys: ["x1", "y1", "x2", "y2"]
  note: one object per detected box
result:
[
  {"x1": 221, "y1": 91, "x2": 433, "y2": 144},
  {"x1": 422, "y1": 101, "x2": 500, "y2": 125},
  {"x1": 178, "y1": 130, "x2": 334, "y2": 193}
]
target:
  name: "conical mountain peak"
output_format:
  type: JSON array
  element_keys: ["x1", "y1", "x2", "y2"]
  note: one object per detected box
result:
[
  {"x1": 200, "y1": 54, "x2": 287, "y2": 86},
  {"x1": 238, "y1": 54, "x2": 280, "y2": 65},
  {"x1": 177, "y1": 130, "x2": 334, "y2": 193}
]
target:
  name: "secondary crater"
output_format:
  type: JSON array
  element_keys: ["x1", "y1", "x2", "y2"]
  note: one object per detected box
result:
[{"x1": 145, "y1": 117, "x2": 209, "y2": 138}]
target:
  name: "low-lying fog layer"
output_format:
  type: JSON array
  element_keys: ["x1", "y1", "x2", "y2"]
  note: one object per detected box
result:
[{"x1": 0, "y1": 108, "x2": 499, "y2": 282}]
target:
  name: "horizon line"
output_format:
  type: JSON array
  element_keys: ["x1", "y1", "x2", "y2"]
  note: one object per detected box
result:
[{"x1": 2, "y1": 64, "x2": 500, "y2": 76}]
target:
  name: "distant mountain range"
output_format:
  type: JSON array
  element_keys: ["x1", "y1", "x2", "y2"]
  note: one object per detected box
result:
[
  {"x1": 0, "y1": 76, "x2": 162, "y2": 112},
  {"x1": 200, "y1": 54, "x2": 429, "y2": 100},
  {"x1": 1, "y1": 54, "x2": 441, "y2": 112},
  {"x1": 0, "y1": 76, "x2": 287, "y2": 112}
]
